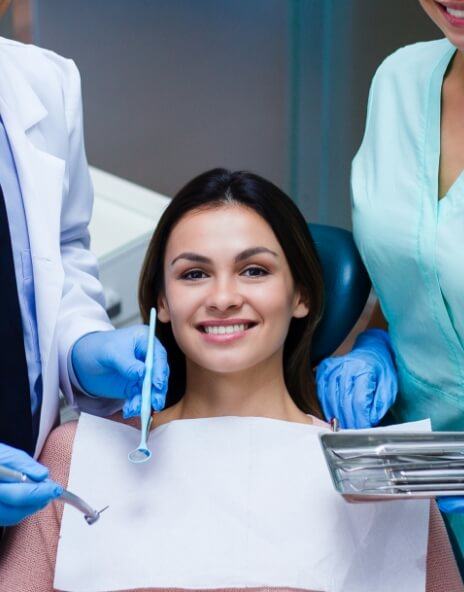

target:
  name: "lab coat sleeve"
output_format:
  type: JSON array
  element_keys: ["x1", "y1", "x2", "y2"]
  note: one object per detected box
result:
[{"x1": 55, "y1": 59, "x2": 122, "y2": 416}]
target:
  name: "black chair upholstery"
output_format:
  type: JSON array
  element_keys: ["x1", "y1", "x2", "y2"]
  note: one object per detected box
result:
[{"x1": 309, "y1": 224, "x2": 371, "y2": 365}]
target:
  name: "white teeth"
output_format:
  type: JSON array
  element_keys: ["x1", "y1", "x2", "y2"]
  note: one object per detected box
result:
[
  {"x1": 204, "y1": 323, "x2": 248, "y2": 335},
  {"x1": 447, "y1": 7, "x2": 464, "y2": 17}
]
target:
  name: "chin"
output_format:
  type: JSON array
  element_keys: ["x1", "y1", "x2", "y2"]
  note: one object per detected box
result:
[
  {"x1": 196, "y1": 357, "x2": 260, "y2": 375},
  {"x1": 447, "y1": 33, "x2": 464, "y2": 52},
  {"x1": 184, "y1": 347, "x2": 267, "y2": 375}
]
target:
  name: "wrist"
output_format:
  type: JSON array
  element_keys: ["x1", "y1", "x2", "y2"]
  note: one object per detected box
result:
[
  {"x1": 70, "y1": 332, "x2": 102, "y2": 397},
  {"x1": 353, "y1": 328, "x2": 393, "y2": 355},
  {"x1": 68, "y1": 347, "x2": 96, "y2": 398}
]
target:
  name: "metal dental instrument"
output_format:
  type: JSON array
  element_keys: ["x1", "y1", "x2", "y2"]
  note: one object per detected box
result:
[
  {"x1": 330, "y1": 417, "x2": 340, "y2": 433},
  {"x1": 320, "y1": 432, "x2": 464, "y2": 500},
  {"x1": 355, "y1": 482, "x2": 464, "y2": 493},
  {"x1": 128, "y1": 307, "x2": 156, "y2": 464},
  {"x1": 338, "y1": 459, "x2": 464, "y2": 474},
  {"x1": 331, "y1": 445, "x2": 464, "y2": 461},
  {"x1": 0, "y1": 464, "x2": 108, "y2": 525},
  {"x1": 331, "y1": 450, "x2": 464, "y2": 463}
]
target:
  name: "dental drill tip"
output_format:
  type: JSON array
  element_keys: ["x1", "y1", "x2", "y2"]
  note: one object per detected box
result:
[
  {"x1": 84, "y1": 513, "x2": 99, "y2": 525},
  {"x1": 84, "y1": 505, "x2": 109, "y2": 525}
]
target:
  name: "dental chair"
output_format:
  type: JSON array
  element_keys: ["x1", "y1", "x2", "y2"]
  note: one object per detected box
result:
[{"x1": 308, "y1": 224, "x2": 371, "y2": 365}]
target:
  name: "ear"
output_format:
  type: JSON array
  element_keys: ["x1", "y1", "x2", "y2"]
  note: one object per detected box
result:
[
  {"x1": 157, "y1": 293, "x2": 171, "y2": 323},
  {"x1": 292, "y1": 288, "x2": 310, "y2": 319}
]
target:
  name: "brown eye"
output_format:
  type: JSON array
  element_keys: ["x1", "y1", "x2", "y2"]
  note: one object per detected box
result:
[
  {"x1": 242, "y1": 266, "x2": 269, "y2": 277},
  {"x1": 181, "y1": 269, "x2": 208, "y2": 280}
]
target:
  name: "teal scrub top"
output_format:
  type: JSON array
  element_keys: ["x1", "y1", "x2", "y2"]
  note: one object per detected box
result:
[
  {"x1": 351, "y1": 38, "x2": 464, "y2": 432},
  {"x1": 352, "y1": 39, "x2": 464, "y2": 569}
]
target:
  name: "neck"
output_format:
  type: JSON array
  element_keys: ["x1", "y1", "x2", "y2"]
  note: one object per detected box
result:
[
  {"x1": 173, "y1": 350, "x2": 310, "y2": 424},
  {"x1": 447, "y1": 49, "x2": 464, "y2": 87}
]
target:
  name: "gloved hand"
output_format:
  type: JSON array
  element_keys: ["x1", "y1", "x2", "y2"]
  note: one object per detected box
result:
[
  {"x1": 71, "y1": 325, "x2": 169, "y2": 418},
  {"x1": 0, "y1": 443, "x2": 63, "y2": 526},
  {"x1": 315, "y1": 329, "x2": 397, "y2": 429},
  {"x1": 437, "y1": 497, "x2": 464, "y2": 514}
]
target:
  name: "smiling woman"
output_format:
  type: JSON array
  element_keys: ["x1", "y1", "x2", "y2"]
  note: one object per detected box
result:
[
  {"x1": 0, "y1": 169, "x2": 462, "y2": 591},
  {"x1": 139, "y1": 168, "x2": 324, "y2": 421}
]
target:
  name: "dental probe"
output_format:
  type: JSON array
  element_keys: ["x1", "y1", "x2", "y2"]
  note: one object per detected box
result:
[
  {"x1": 0, "y1": 464, "x2": 108, "y2": 525},
  {"x1": 128, "y1": 307, "x2": 156, "y2": 463}
]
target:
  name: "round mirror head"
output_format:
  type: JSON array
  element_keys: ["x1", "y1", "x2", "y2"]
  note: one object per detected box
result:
[{"x1": 128, "y1": 448, "x2": 152, "y2": 464}]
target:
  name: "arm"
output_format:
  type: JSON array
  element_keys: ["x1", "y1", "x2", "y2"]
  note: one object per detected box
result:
[
  {"x1": 55, "y1": 59, "x2": 121, "y2": 416},
  {"x1": 426, "y1": 502, "x2": 464, "y2": 591},
  {"x1": 0, "y1": 422, "x2": 76, "y2": 591},
  {"x1": 55, "y1": 60, "x2": 169, "y2": 418},
  {"x1": 367, "y1": 300, "x2": 388, "y2": 331}
]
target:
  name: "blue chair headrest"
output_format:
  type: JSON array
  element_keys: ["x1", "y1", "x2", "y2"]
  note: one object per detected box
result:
[{"x1": 308, "y1": 224, "x2": 371, "y2": 365}]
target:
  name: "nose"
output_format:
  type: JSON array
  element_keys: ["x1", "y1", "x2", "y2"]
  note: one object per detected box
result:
[{"x1": 205, "y1": 275, "x2": 244, "y2": 313}]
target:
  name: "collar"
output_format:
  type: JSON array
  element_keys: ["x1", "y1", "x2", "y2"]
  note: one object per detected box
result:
[{"x1": 0, "y1": 43, "x2": 47, "y2": 132}]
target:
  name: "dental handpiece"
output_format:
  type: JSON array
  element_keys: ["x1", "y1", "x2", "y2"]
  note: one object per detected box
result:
[{"x1": 0, "y1": 464, "x2": 108, "y2": 525}]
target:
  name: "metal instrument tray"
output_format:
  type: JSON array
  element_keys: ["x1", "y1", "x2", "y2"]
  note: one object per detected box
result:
[{"x1": 319, "y1": 431, "x2": 464, "y2": 501}]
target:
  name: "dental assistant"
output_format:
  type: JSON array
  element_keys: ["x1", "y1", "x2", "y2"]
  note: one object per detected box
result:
[
  {"x1": 316, "y1": 0, "x2": 464, "y2": 570},
  {"x1": 0, "y1": 4, "x2": 168, "y2": 527}
]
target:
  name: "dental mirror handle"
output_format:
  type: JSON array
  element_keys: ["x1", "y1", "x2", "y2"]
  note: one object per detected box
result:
[{"x1": 141, "y1": 308, "x2": 156, "y2": 442}]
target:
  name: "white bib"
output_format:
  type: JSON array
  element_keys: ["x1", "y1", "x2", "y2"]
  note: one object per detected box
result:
[{"x1": 54, "y1": 413, "x2": 429, "y2": 592}]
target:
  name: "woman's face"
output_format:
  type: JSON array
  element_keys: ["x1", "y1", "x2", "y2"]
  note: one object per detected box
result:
[
  {"x1": 419, "y1": 1, "x2": 464, "y2": 50},
  {"x1": 158, "y1": 204, "x2": 309, "y2": 375}
]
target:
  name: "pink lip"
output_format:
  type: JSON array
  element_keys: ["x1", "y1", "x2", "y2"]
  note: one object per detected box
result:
[
  {"x1": 436, "y1": 1, "x2": 464, "y2": 26},
  {"x1": 200, "y1": 329, "x2": 250, "y2": 344}
]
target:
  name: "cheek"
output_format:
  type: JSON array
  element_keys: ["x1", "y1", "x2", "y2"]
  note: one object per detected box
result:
[
  {"x1": 254, "y1": 278, "x2": 299, "y2": 324},
  {"x1": 419, "y1": 0, "x2": 439, "y2": 23},
  {"x1": 163, "y1": 281, "x2": 202, "y2": 332}
]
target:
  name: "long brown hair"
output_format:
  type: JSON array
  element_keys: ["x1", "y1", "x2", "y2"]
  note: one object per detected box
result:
[{"x1": 139, "y1": 169, "x2": 324, "y2": 417}]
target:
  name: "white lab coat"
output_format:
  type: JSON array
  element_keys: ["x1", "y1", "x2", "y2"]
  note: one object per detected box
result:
[{"x1": 0, "y1": 37, "x2": 119, "y2": 456}]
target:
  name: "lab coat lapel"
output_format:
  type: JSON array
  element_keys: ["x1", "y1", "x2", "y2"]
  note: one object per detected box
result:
[{"x1": 0, "y1": 53, "x2": 65, "y2": 369}]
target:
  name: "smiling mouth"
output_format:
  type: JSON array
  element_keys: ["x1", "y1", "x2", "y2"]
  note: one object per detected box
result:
[
  {"x1": 198, "y1": 322, "x2": 257, "y2": 335},
  {"x1": 436, "y1": 1, "x2": 464, "y2": 19}
]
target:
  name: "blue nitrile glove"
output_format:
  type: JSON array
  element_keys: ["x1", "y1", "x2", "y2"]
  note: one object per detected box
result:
[
  {"x1": 315, "y1": 329, "x2": 398, "y2": 429},
  {"x1": 437, "y1": 497, "x2": 464, "y2": 514},
  {"x1": 71, "y1": 325, "x2": 169, "y2": 418},
  {"x1": 0, "y1": 443, "x2": 63, "y2": 526}
]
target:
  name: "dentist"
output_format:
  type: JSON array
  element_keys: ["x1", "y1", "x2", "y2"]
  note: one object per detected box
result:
[{"x1": 0, "y1": 1, "x2": 168, "y2": 527}]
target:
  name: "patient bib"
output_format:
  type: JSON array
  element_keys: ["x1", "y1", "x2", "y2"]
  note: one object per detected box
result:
[{"x1": 54, "y1": 413, "x2": 429, "y2": 592}]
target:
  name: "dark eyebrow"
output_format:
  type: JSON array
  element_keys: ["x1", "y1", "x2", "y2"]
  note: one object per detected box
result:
[
  {"x1": 170, "y1": 247, "x2": 278, "y2": 267},
  {"x1": 234, "y1": 247, "x2": 278, "y2": 262},
  {"x1": 170, "y1": 252, "x2": 211, "y2": 266}
]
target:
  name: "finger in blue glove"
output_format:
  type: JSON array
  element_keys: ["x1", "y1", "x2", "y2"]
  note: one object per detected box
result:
[
  {"x1": 437, "y1": 497, "x2": 464, "y2": 514},
  {"x1": 315, "y1": 329, "x2": 397, "y2": 429},
  {"x1": 72, "y1": 325, "x2": 170, "y2": 410},
  {"x1": 122, "y1": 336, "x2": 170, "y2": 418},
  {"x1": 0, "y1": 443, "x2": 63, "y2": 526}
]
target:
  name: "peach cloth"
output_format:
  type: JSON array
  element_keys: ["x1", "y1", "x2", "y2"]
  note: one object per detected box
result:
[{"x1": 0, "y1": 419, "x2": 462, "y2": 592}]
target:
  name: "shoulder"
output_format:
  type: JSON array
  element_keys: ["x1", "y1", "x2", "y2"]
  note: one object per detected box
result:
[
  {"x1": 0, "y1": 36, "x2": 80, "y2": 100},
  {"x1": 373, "y1": 38, "x2": 452, "y2": 86},
  {"x1": 38, "y1": 421, "x2": 78, "y2": 488},
  {"x1": 41, "y1": 420, "x2": 78, "y2": 459},
  {"x1": 310, "y1": 415, "x2": 330, "y2": 429},
  {"x1": 360, "y1": 39, "x2": 453, "y2": 135}
]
